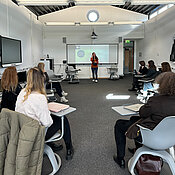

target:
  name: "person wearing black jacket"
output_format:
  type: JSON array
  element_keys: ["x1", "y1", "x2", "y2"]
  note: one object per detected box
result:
[
  {"x1": 1, "y1": 67, "x2": 22, "y2": 111},
  {"x1": 128, "y1": 61, "x2": 148, "y2": 91}
]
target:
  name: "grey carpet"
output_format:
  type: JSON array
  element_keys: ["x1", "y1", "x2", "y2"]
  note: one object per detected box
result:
[{"x1": 42, "y1": 76, "x2": 172, "y2": 175}]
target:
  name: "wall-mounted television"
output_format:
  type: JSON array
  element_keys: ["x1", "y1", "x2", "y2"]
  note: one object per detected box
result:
[{"x1": 0, "y1": 36, "x2": 22, "y2": 67}]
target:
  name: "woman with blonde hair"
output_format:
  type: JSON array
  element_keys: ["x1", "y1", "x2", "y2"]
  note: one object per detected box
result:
[
  {"x1": 1, "y1": 66, "x2": 22, "y2": 111},
  {"x1": 37, "y1": 62, "x2": 68, "y2": 103},
  {"x1": 15, "y1": 67, "x2": 74, "y2": 160}
]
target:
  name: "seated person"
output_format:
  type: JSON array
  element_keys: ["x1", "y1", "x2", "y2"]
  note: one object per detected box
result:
[
  {"x1": 1, "y1": 66, "x2": 22, "y2": 111},
  {"x1": 161, "y1": 62, "x2": 171, "y2": 73},
  {"x1": 113, "y1": 72, "x2": 175, "y2": 168},
  {"x1": 129, "y1": 61, "x2": 148, "y2": 91},
  {"x1": 142, "y1": 62, "x2": 171, "y2": 93},
  {"x1": 15, "y1": 67, "x2": 74, "y2": 160},
  {"x1": 37, "y1": 62, "x2": 68, "y2": 103},
  {"x1": 144, "y1": 60, "x2": 158, "y2": 79}
]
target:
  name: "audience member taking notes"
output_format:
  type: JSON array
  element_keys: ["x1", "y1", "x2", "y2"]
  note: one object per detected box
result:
[
  {"x1": 113, "y1": 72, "x2": 175, "y2": 169},
  {"x1": 15, "y1": 67, "x2": 74, "y2": 160}
]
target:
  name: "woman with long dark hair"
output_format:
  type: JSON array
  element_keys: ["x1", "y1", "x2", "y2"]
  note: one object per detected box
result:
[
  {"x1": 128, "y1": 61, "x2": 148, "y2": 91},
  {"x1": 161, "y1": 62, "x2": 171, "y2": 72},
  {"x1": 90, "y1": 52, "x2": 99, "y2": 83}
]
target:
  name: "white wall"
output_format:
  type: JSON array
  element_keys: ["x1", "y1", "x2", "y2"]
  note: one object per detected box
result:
[
  {"x1": 135, "y1": 5, "x2": 175, "y2": 70},
  {"x1": 0, "y1": 0, "x2": 43, "y2": 73},
  {"x1": 41, "y1": 6, "x2": 147, "y2": 78}
]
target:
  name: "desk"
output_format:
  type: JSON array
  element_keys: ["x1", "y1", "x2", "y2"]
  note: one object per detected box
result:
[
  {"x1": 51, "y1": 107, "x2": 76, "y2": 117},
  {"x1": 107, "y1": 67, "x2": 119, "y2": 80},
  {"x1": 48, "y1": 107, "x2": 76, "y2": 141},
  {"x1": 112, "y1": 106, "x2": 138, "y2": 116}
]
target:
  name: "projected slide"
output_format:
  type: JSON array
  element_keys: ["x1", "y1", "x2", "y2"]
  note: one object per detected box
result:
[
  {"x1": 67, "y1": 44, "x2": 118, "y2": 64},
  {"x1": 75, "y1": 45, "x2": 109, "y2": 63}
]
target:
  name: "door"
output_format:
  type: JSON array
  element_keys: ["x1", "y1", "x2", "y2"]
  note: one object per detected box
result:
[{"x1": 124, "y1": 41, "x2": 134, "y2": 74}]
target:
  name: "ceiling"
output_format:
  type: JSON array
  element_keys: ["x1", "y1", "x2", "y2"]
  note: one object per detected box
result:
[{"x1": 12, "y1": 0, "x2": 163, "y2": 17}]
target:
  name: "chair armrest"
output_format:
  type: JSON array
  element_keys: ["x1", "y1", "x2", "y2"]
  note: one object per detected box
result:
[
  {"x1": 134, "y1": 75, "x2": 145, "y2": 78},
  {"x1": 138, "y1": 78, "x2": 155, "y2": 83},
  {"x1": 136, "y1": 124, "x2": 152, "y2": 131}
]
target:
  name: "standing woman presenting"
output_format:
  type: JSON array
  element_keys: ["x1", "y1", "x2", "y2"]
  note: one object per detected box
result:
[{"x1": 90, "y1": 52, "x2": 99, "y2": 82}]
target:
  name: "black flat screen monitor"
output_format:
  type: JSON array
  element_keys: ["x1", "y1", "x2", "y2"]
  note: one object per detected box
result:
[{"x1": 0, "y1": 36, "x2": 22, "y2": 67}]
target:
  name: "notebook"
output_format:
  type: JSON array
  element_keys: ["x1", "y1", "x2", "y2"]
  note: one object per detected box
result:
[
  {"x1": 124, "y1": 104, "x2": 144, "y2": 112},
  {"x1": 48, "y1": 102, "x2": 70, "y2": 112}
]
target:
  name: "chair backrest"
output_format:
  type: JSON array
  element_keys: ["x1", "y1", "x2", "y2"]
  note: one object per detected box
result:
[
  {"x1": 47, "y1": 70, "x2": 55, "y2": 79},
  {"x1": 150, "y1": 71, "x2": 160, "y2": 79},
  {"x1": 138, "y1": 116, "x2": 175, "y2": 150}
]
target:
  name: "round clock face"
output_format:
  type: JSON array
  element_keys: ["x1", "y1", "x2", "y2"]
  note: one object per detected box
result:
[{"x1": 87, "y1": 10, "x2": 99, "y2": 22}]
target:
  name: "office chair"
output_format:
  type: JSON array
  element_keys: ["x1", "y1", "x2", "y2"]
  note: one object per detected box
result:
[
  {"x1": 44, "y1": 116, "x2": 64, "y2": 175},
  {"x1": 47, "y1": 70, "x2": 64, "y2": 90},
  {"x1": 107, "y1": 65, "x2": 119, "y2": 80},
  {"x1": 46, "y1": 70, "x2": 64, "y2": 102},
  {"x1": 128, "y1": 116, "x2": 175, "y2": 175}
]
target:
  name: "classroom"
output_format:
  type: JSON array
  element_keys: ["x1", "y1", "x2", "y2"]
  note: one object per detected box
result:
[{"x1": 1, "y1": 0, "x2": 175, "y2": 175}]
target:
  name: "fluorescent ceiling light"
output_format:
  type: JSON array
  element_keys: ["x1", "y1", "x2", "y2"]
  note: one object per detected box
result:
[
  {"x1": 17, "y1": 0, "x2": 68, "y2": 6},
  {"x1": 131, "y1": 0, "x2": 175, "y2": 5},
  {"x1": 114, "y1": 21, "x2": 143, "y2": 25},
  {"x1": 45, "y1": 22, "x2": 75, "y2": 26},
  {"x1": 106, "y1": 93, "x2": 130, "y2": 100},
  {"x1": 75, "y1": 0, "x2": 125, "y2": 5},
  {"x1": 81, "y1": 22, "x2": 109, "y2": 25},
  {"x1": 44, "y1": 21, "x2": 143, "y2": 26}
]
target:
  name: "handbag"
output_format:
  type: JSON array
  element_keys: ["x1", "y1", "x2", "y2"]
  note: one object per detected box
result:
[
  {"x1": 136, "y1": 154, "x2": 163, "y2": 175},
  {"x1": 93, "y1": 62, "x2": 97, "y2": 66}
]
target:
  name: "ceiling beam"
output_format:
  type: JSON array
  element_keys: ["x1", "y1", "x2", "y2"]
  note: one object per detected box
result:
[
  {"x1": 142, "y1": 5, "x2": 155, "y2": 14},
  {"x1": 135, "y1": 5, "x2": 144, "y2": 12},
  {"x1": 27, "y1": 6, "x2": 41, "y2": 16},
  {"x1": 34, "y1": 6, "x2": 45, "y2": 15},
  {"x1": 127, "y1": 2, "x2": 132, "y2": 9},
  {"x1": 139, "y1": 5, "x2": 150, "y2": 13},
  {"x1": 123, "y1": 1, "x2": 130, "y2": 8},
  {"x1": 130, "y1": 5, "x2": 139, "y2": 10}
]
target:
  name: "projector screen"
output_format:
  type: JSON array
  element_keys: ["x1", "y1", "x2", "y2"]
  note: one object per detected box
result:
[{"x1": 67, "y1": 44, "x2": 118, "y2": 64}]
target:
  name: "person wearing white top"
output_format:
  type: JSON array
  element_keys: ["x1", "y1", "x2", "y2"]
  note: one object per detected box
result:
[{"x1": 15, "y1": 67, "x2": 74, "y2": 160}]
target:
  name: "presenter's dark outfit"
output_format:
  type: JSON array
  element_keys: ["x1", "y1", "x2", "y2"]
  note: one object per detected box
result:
[
  {"x1": 91, "y1": 56, "x2": 99, "y2": 80},
  {"x1": 114, "y1": 95, "x2": 175, "y2": 159}
]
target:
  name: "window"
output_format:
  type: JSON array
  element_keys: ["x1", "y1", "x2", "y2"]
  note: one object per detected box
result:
[{"x1": 149, "y1": 4, "x2": 174, "y2": 19}]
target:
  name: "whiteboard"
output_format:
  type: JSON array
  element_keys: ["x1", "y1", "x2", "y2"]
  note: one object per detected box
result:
[{"x1": 67, "y1": 44, "x2": 118, "y2": 64}]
